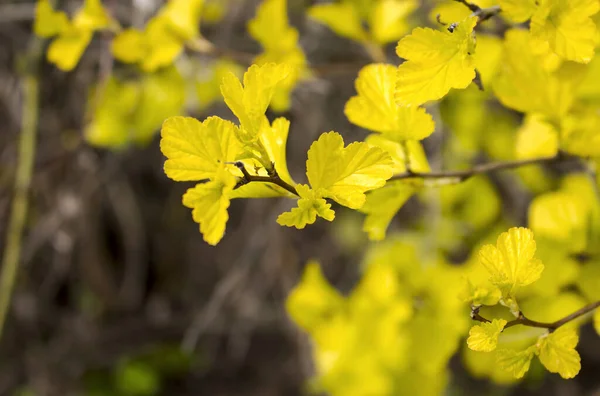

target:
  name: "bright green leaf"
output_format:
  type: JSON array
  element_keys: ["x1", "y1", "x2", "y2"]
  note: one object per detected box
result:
[
  {"x1": 467, "y1": 319, "x2": 507, "y2": 352},
  {"x1": 395, "y1": 16, "x2": 478, "y2": 106}
]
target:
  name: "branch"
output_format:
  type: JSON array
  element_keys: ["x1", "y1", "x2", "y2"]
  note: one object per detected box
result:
[
  {"x1": 471, "y1": 301, "x2": 600, "y2": 331},
  {"x1": 233, "y1": 162, "x2": 298, "y2": 196},
  {"x1": 0, "y1": 40, "x2": 42, "y2": 340},
  {"x1": 389, "y1": 155, "x2": 572, "y2": 183}
]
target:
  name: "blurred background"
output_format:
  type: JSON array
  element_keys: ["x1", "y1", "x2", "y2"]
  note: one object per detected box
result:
[{"x1": 1, "y1": 0, "x2": 600, "y2": 395}]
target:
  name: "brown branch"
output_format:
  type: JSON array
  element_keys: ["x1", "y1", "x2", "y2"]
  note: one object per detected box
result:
[
  {"x1": 390, "y1": 155, "x2": 572, "y2": 183},
  {"x1": 233, "y1": 162, "x2": 298, "y2": 196},
  {"x1": 453, "y1": 0, "x2": 481, "y2": 13},
  {"x1": 471, "y1": 301, "x2": 600, "y2": 331}
]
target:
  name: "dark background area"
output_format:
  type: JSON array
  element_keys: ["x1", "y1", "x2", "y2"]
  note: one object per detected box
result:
[{"x1": 1, "y1": 1, "x2": 600, "y2": 395}]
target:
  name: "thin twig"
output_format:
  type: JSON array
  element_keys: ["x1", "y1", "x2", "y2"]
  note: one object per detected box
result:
[
  {"x1": 233, "y1": 162, "x2": 298, "y2": 196},
  {"x1": 471, "y1": 301, "x2": 600, "y2": 331},
  {"x1": 389, "y1": 155, "x2": 570, "y2": 183},
  {"x1": 453, "y1": 0, "x2": 481, "y2": 12}
]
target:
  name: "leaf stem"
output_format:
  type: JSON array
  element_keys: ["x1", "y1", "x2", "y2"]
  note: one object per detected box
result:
[
  {"x1": 233, "y1": 162, "x2": 298, "y2": 196},
  {"x1": 390, "y1": 155, "x2": 573, "y2": 183},
  {"x1": 471, "y1": 301, "x2": 600, "y2": 331}
]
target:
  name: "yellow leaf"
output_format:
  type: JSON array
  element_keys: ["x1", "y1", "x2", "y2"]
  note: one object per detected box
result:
[
  {"x1": 345, "y1": 64, "x2": 435, "y2": 141},
  {"x1": 496, "y1": 346, "x2": 537, "y2": 378},
  {"x1": 459, "y1": 278, "x2": 502, "y2": 307},
  {"x1": 473, "y1": 34, "x2": 503, "y2": 88},
  {"x1": 395, "y1": 16, "x2": 478, "y2": 106},
  {"x1": 230, "y1": 117, "x2": 297, "y2": 198},
  {"x1": 360, "y1": 181, "x2": 414, "y2": 241},
  {"x1": 594, "y1": 309, "x2": 600, "y2": 335},
  {"x1": 478, "y1": 227, "x2": 545, "y2": 296},
  {"x1": 160, "y1": 116, "x2": 243, "y2": 181},
  {"x1": 161, "y1": 0, "x2": 204, "y2": 41},
  {"x1": 285, "y1": 261, "x2": 344, "y2": 331},
  {"x1": 47, "y1": 26, "x2": 93, "y2": 71},
  {"x1": 537, "y1": 327, "x2": 581, "y2": 379},
  {"x1": 220, "y1": 63, "x2": 290, "y2": 141},
  {"x1": 530, "y1": 0, "x2": 600, "y2": 63},
  {"x1": 182, "y1": 170, "x2": 237, "y2": 246},
  {"x1": 560, "y1": 108, "x2": 600, "y2": 157},
  {"x1": 365, "y1": 134, "x2": 431, "y2": 175},
  {"x1": 308, "y1": 3, "x2": 368, "y2": 43},
  {"x1": 131, "y1": 66, "x2": 186, "y2": 145},
  {"x1": 277, "y1": 184, "x2": 335, "y2": 229},
  {"x1": 493, "y1": 29, "x2": 579, "y2": 119},
  {"x1": 515, "y1": 115, "x2": 559, "y2": 159},
  {"x1": 140, "y1": 17, "x2": 185, "y2": 72},
  {"x1": 85, "y1": 77, "x2": 140, "y2": 148},
  {"x1": 499, "y1": 0, "x2": 537, "y2": 23},
  {"x1": 72, "y1": 0, "x2": 114, "y2": 31},
  {"x1": 467, "y1": 319, "x2": 507, "y2": 352},
  {"x1": 370, "y1": 0, "x2": 418, "y2": 45},
  {"x1": 306, "y1": 132, "x2": 394, "y2": 209},
  {"x1": 111, "y1": 29, "x2": 146, "y2": 63},
  {"x1": 248, "y1": 0, "x2": 299, "y2": 53},
  {"x1": 34, "y1": 0, "x2": 69, "y2": 38},
  {"x1": 196, "y1": 59, "x2": 244, "y2": 109},
  {"x1": 529, "y1": 191, "x2": 589, "y2": 243}
]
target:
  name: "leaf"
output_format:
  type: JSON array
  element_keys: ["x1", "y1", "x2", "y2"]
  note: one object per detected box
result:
[
  {"x1": 220, "y1": 63, "x2": 291, "y2": 141},
  {"x1": 594, "y1": 309, "x2": 600, "y2": 335},
  {"x1": 196, "y1": 59, "x2": 244, "y2": 110},
  {"x1": 308, "y1": 3, "x2": 368, "y2": 43},
  {"x1": 136, "y1": 17, "x2": 185, "y2": 72},
  {"x1": 499, "y1": 0, "x2": 537, "y2": 23},
  {"x1": 248, "y1": 0, "x2": 298, "y2": 53},
  {"x1": 370, "y1": 0, "x2": 418, "y2": 45},
  {"x1": 395, "y1": 16, "x2": 478, "y2": 106},
  {"x1": 306, "y1": 132, "x2": 394, "y2": 209},
  {"x1": 34, "y1": 0, "x2": 69, "y2": 38},
  {"x1": 478, "y1": 227, "x2": 545, "y2": 296},
  {"x1": 248, "y1": 0, "x2": 307, "y2": 112},
  {"x1": 537, "y1": 327, "x2": 581, "y2": 379},
  {"x1": 111, "y1": 28, "x2": 146, "y2": 63},
  {"x1": 72, "y1": 0, "x2": 114, "y2": 31},
  {"x1": 47, "y1": 26, "x2": 93, "y2": 71},
  {"x1": 467, "y1": 319, "x2": 507, "y2": 352},
  {"x1": 277, "y1": 184, "x2": 335, "y2": 229},
  {"x1": 560, "y1": 107, "x2": 600, "y2": 157},
  {"x1": 515, "y1": 115, "x2": 559, "y2": 159},
  {"x1": 530, "y1": 0, "x2": 600, "y2": 63},
  {"x1": 160, "y1": 116, "x2": 243, "y2": 181},
  {"x1": 360, "y1": 181, "x2": 414, "y2": 241},
  {"x1": 492, "y1": 29, "x2": 581, "y2": 119},
  {"x1": 365, "y1": 134, "x2": 431, "y2": 175},
  {"x1": 161, "y1": 0, "x2": 204, "y2": 41},
  {"x1": 345, "y1": 64, "x2": 434, "y2": 141},
  {"x1": 529, "y1": 191, "x2": 589, "y2": 243},
  {"x1": 285, "y1": 261, "x2": 345, "y2": 331},
  {"x1": 459, "y1": 278, "x2": 502, "y2": 306},
  {"x1": 230, "y1": 117, "x2": 297, "y2": 199},
  {"x1": 182, "y1": 170, "x2": 237, "y2": 246},
  {"x1": 496, "y1": 346, "x2": 537, "y2": 379}
]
